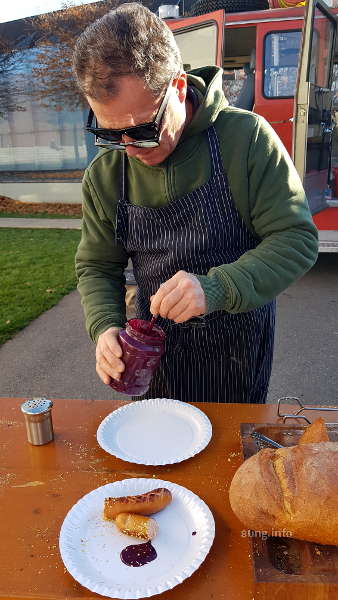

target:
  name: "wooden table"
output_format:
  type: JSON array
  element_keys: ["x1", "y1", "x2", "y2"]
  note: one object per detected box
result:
[{"x1": 1, "y1": 397, "x2": 337, "y2": 600}]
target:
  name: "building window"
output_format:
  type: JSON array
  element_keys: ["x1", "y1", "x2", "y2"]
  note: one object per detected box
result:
[{"x1": 0, "y1": 47, "x2": 94, "y2": 172}]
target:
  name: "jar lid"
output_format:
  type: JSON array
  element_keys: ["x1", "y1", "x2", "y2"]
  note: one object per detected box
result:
[{"x1": 21, "y1": 397, "x2": 53, "y2": 415}]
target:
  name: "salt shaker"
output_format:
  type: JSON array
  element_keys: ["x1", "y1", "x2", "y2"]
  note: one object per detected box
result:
[{"x1": 21, "y1": 397, "x2": 54, "y2": 445}]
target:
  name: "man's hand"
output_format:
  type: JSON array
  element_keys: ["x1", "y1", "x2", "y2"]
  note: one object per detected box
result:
[
  {"x1": 150, "y1": 270, "x2": 206, "y2": 323},
  {"x1": 96, "y1": 327, "x2": 125, "y2": 384}
]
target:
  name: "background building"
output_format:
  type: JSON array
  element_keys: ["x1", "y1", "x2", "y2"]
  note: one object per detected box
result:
[{"x1": 0, "y1": 1, "x2": 197, "y2": 182}]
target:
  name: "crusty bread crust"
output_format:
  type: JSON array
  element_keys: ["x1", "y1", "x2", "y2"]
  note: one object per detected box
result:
[
  {"x1": 298, "y1": 417, "x2": 329, "y2": 444},
  {"x1": 229, "y1": 442, "x2": 338, "y2": 546}
]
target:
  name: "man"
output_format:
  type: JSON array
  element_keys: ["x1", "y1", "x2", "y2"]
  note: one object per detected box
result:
[{"x1": 73, "y1": 3, "x2": 318, "y2": 403}]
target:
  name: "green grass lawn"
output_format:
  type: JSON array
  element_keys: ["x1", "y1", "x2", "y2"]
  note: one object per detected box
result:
[
  {"x1": 0, "y1": 212, "x2": 80, "y2": 219},
  {"x1": 0, "y1": 228, "x2": 81, "y2": 345}
]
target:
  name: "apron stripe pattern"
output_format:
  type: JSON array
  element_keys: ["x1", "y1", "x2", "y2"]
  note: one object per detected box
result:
[{"x1": 115, "y1": 126, "x2": 275, "y2": 403}]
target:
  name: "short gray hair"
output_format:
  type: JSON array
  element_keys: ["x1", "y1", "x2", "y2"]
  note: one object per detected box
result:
[{"x1": 72, "y1": 2, "x2": 183, "y2": 99}]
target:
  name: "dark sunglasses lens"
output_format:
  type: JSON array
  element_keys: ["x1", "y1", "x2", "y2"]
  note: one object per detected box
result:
[
  {"x1": 129, "y1": 124, "x2": 158, "y2": 141},
  {"x1": 87, "y1": 128, "x2": 122, "y2": 142},
  {"x1": 97, "y1": 131, "x2": 123, "y2": 143},
  {"x1": 88, "y1": 123, "x2": 159, "y2": 143}
]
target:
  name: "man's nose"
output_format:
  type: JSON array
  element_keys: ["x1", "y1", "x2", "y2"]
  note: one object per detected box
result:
[
  {"x1": 122, "y1": 133, "x2": 141, "y2": 157},
  {"x1": 122, "y1": 133, "x2": 135, "y2": 144}
]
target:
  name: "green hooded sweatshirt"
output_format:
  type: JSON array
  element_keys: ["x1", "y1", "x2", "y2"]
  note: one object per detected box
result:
[{"x1": 75, "y1": 66, "x2": 318, "y2": 344}]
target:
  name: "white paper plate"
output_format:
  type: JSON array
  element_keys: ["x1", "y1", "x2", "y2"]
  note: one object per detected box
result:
[
  {"x1": 96, "y1": 398, "x2": 212, "y2": 465},
  {"x1": 59, "y1": 478, "x2": 215, "y2": 599}
]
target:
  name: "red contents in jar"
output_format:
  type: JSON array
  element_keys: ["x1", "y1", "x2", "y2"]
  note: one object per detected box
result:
[{"x1": 109, "y1": 318, "x2": 165, "y2": 396}]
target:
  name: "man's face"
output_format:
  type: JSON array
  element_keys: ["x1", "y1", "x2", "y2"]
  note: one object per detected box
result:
[{"x1": 86, "y1": 73, "x2": 189, "y2": 166}]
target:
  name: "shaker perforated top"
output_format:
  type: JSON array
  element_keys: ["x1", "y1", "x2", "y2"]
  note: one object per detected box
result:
[{"x1": 21, "y1": 398, "x2": 53, "y2": 415}]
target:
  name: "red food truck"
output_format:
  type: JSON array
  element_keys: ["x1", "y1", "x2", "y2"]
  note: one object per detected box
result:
[{"x1": 163, "y1": 0, "x2": 338, "y2": 251}]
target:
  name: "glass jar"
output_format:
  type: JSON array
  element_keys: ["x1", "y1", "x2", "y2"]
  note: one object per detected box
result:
[{"x1": 109, "y1": 318, "x2": 165, "y2": 396}]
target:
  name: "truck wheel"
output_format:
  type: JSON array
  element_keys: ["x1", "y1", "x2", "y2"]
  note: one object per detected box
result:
[{"x1": 190, "y1": 0, "x2": 269, "y2": 15}]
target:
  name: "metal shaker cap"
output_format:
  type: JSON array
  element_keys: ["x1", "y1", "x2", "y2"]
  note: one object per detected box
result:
[{"x1": 21, "y1": 397, "x2": 53, "y2": 415}]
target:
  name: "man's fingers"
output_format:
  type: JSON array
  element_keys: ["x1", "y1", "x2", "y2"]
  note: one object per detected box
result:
[
  {"x1": 96, "y1": 327, "x2": 125, "y2": 386},
  {"x1": 96, "y1": 363, "x2": 111, "y2": 385},
  {"x1": 97, "y1": 345, "x2": 119, "y2": 367},
  {"x1": 106, "y1": 335, "x2": 123, "y2": 358},
  {"x1": 96, "y1": 344, "x2": 124, "y2": 372},
  {"x1": 150, "y1": 277, "x2": 178, "y2": 315},
  {"x1": 156, "y1": 287, "x2": 185, "y2": 318},
  {"x1": 97, "y1": 354, "x2": 125, "y2": 380},
  {"x1": 150, "y1": 271, "x2": 206, "y2": 322},
  {"x1": 167, "y1": 299, "x2": 191, "y2": 322}
]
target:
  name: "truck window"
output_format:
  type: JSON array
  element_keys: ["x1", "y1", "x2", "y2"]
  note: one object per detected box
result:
[
  {"x1": 223, "y1": 68, "x2": 248, "y2": 106},
  {"x1": 263, "y1": 31, "x2": 301, "y2": 98},
  {"x1": 309, "y1": 7, "x2": 335, "y2": 89},
  {"x1": 222, "y1": 26, "x2": 256, "y2": 107},
  {"x1": 174, "y1": 23, "x2": 218, "y2": 70},
  {"x1": 332, "y1": 63, "x2": 338, "y2": 106}
]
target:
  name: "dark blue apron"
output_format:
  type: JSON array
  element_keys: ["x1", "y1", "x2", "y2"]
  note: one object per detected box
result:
[{"x1": 115, "y1": 126, "x2": 275, "y2": 403}]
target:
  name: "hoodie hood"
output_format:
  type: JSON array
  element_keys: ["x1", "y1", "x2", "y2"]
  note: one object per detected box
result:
[{"x1": 180, "y1": 66, "x2": 228, "y2": 142}]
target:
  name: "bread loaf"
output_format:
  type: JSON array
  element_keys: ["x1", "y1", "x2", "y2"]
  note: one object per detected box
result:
[
  {"x1": 298, "y1": 417, "x2": 329, "y2": 444},
  {"x1": 229, "y1": 442, "x2": 338, "y2": 546}
]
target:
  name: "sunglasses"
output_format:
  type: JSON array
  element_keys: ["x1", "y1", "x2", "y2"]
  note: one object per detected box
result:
[{"x1": 86, "y1": 79, "x2": 173, "y2": 150}]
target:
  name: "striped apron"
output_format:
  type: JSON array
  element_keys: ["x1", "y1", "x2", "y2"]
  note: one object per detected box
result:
[{"x1": 115, "y1": 126, "x2": 275, "y2": 403}]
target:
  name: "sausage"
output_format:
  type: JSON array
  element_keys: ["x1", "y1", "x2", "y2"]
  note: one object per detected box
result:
[
  {"x1": 115, "y1": 513, "x2": 158, "y2": 540},
  {"x1": 104, "y1": 487, "x2": 172, "y2": 520}
]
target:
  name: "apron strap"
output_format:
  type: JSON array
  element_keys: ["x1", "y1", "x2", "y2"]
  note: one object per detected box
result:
[
  {"x1": 115, "y1": 152, "x2": 128, "y2": 242},
  {"x1": 116, "y1": 125, "x2": 223, "y2": 240},
  {"x1": 119, "y1": 126, "x2": 222, "y2": 203},
  {"x1": 119, "y1": 151, "x2": 128, "y2": 204},
  {"x1": 206, "y1": 126, "x2": 224, "y2": 178}
]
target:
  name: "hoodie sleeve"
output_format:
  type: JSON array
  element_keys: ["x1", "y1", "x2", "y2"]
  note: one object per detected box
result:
[
  {"x1": 75, "y1": 171, "x2": 129, "y2": 343},
  {"x1": 195, "y1": 115, "x2": 318, "y2": 313}
]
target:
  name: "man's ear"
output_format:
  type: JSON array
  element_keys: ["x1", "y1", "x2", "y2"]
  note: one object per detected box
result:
[{"x1": 173, "y1": 72, "x2": 187, "y2": 103}]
